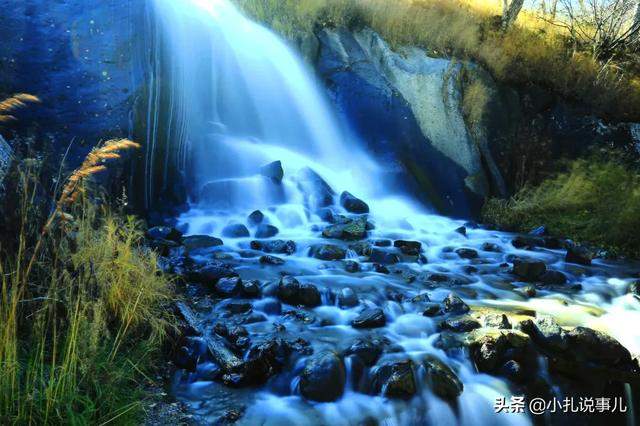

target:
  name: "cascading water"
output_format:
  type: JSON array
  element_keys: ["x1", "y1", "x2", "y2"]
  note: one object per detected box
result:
[{"x1": 150, "y1": 1, "x2": 640, "y2": 425}]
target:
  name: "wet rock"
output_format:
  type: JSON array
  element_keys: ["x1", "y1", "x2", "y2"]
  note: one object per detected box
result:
[
  {"x1": 500, "y1": 360, "x2": 524, "y2": 383},
  {"x1": 344, "y1": 338, "x2": 385, "y2": 366},
  {"x1": 372, "y1": 360, "x2": 416, "y2": 399},
  {"x1": 255, "y1": 224, "x2": 279, "y2": 238},
  {"x1": 260, "y1": 160, "x2": 284, "y2": 182},
  {"x1": 428, "y1": 273, "x2": 450, "y2": 283},
  {"x1": 322, "y1": 216, "x2": 368, "y2": 240},
  {"x1": 310, "y1": 244, "x2": 347, "y2": 260},
  {"x1": 373, "y1": 264, "x2": 390, "y2": 274},
  {"x1": 512, "y1": 235, "x2": 545, "y2": 250},
  {"x1": 455, "y1": 248, "x2": 478, "y2": 259},
  {"x1": 247, "y1": 210, "x2": 264, "y2": 225},
  {"x1": 481, "y1": 242, "x2": 501, "y2": 252},
  {"x1": 513, "y1": 259, "x2": 547, "y2": 282},
  {"x1": 422, "y1": 303, "x2": 442, "y2": 317},
  {"x1": 351, "y1": 308, "x2": 386, "y2": 328},
  {"x1": 454, "y1": 226, "x2": 467, "y2": 237},
  {"x1": 349, "y1": 241, "x2": 373, "y2": 256},
  {"x1": 393, "y1": 240, "x2": 422, "y2": 256},
  {"x1": 259, "y1": 255, "x2": 285, "y2": 265},
  {"x1": 469, "y1": 330, "x2": 532, "y2": 373},
  {"x1": 222, "y1": 223, "x2": 250, "y2": 238},
  {"x1": 241, "y1": 280, "x2": 261, "y2": 298},
  {"x1": 225, "y1": 302, "x2": 252, "y2": 314},
  {"x1": 250, "y1": 239, "x2": 296, "y2": 255},
  {"x1": 189, "y1": 261, "x2": 238, "y2": 284},
  {"x1": 373, "y1": 239, "x2": 392, "y2": 247},
  {"x1": 243, "y1": 338, "x2": 290, "y2": 384},
  {"x1": 182, "y1": 235, "x2": 224, "y2": 251},
  {"x1": 518, "y1": 316, "x2": 568, "y2": 352},
  {"x1": 566, "y1": 327, "x2": 632, "y2": 366},
  {"x1": 441, "y1": 316, "x2": 481, "y2": 332},
  {"x1": 215, "y1": 277, "x2": 242, "y2": 297},
  {"x1": 540, "y1": 270, "x2": 567, "y2": 285},
  {"x1": 295, "y1": 167, "x2": 335, "y2": 209},
  {"x1": 340, "y1": 191, "x2": 369, "y2": 214},
  {"x1": 483, "y1": 313, "x2": 511, "y2": 329},
  {"x1": 422, "y1": 355, "x2": 463, "y2": 400},
  {"x1": 300, "y1": 351, "x2": 346, "y2": 402},
  {"x1": 368, "y1": 248, "x2": 400, "y2": 264},
  {"x1": 147, "y1": 226, "x2": 182, "y2": 242},
  {"x1": 344, "y1": 260, "x2": 361, "y2": 273},
  {"x1": 629, "y1": 281, "x2": 640, "y2": 297},
  {"x1": 566, "y1": 245, "x2": 593, "y2": 265},
  {"x1": 443, "y1": 293, "x2": 470, "y2": 314},
  {"x1": 277, "y1": 276, "x2": 321, "y2": 307},
  {"x1": 337, "y1": 287, "x2": 359, "y2": 308}
]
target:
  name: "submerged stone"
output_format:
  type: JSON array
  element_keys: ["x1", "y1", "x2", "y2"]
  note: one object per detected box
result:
[
  {"x1": 222, "y1": 223, "x2": 250, "y2": 238},
  {"x1": 255, "y1": 224, "x2": 279, "y2": 238}
]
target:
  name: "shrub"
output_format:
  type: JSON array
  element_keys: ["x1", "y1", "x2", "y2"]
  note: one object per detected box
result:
[{"x1": 482, "y1": 159, "x2": 640, "y2": 256}]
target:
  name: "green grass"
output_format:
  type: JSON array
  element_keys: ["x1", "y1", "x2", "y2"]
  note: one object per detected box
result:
[
  {"x1": 0, "y1": 166, "x2": 173, "y2": 424},
  {"x1": 482, "y1": 159, "x2": 640, "y2": 257},
  {"x1": 235, "y1": 0, "x2": 640, "y2": 122}
]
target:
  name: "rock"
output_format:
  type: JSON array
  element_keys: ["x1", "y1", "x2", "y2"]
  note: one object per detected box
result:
[
  {"x1": 250, "y1": 239, "x2": 296, "y2": 255},
  {"x1": 243, "y1": 338, "x2": 290, "y2": 384},
  {"x1": 241, "y1": 280, "x2": 261, "y2": 298},
  {"x1": 483, "y1": 313, "x2": 511, "y2": 329},
  {"x1": 372, "y1": 360, "x2": 416, "y2": 399},
  {"x1": 259, "y1": 255, "x2": 285, "y2": 265},
  {"x1": 393, "y1": 240, "x2": 422, "y2": 256},
  {"x1": 146, "y1": 226, "x2": 182, "y2": 242},
  {"x1": 368, "y1": 248, "x2": 400, "y2": 264},
  {"x1": 300, "y1": 351, "x2": 346, "y2": 402},
  {"x1": 340, "y1": 191, "x2": 369, "y2": 214},
  {"x1": 422, "y1": 303, "x2": 442, "y2": 317},
  {"x1": 629, "y1": 281, "x2": 640, "y2": 297},
  {"x1": 310, "y1": 244, "x2": 347, "y2": 261},
  {"x1": 454, "y1": 226, "x2": 467, "y2": 237},
  {"x1": 518, "y1": 316, "x2": 568, "y2": 352},
  {"x1": 277, "y1": 276, "x2": 321, "y2": 307},
  {"x1": 182, "y1": 235, "x2": 224, "y2": 251},
  {"x1": 260, "y1": 160, "x2": 284, "y2": 182},
  {"x1": 189, "y1": 261, "x2": 238, "y2": 284},
  {"x1": 247, "y1": 210, "x2": 264, "y2": 225},
  {"x1": 374, "y1": 264, "x2": 390, "y2": 274},
  {"x1": 443, "y1": 293, "x2": 470, "y2": 314},
  {"x1": 455, "y1": 248, "x2": 478, "y2": 259},
  {"x1": 373, "y1": 239, "x2": 392, "y2": 247},
  {"x1": 344, "y1": 338, "x2": 385, "y2": 366},
  {"x1": 500, "y1": 360, "x2": 524, "y2": 383},
  {"x1": 513, "y1": 259, "x2": 547, "y2": 282},
  {"x1": 295, "y1": 167, "x2": 335, "y2": 209},
  {"x1": 422, "y1": 355, "x2": 463, "y2": 400},
  {"x1": 337, "y1": 287, "x2": 359, "y2": 308},
  {"x1": 351, "y1": 308, "x2": 386, "y2": 328},
  {"x1": 349, "y1": 241, "x2": 373, "y2": 256},
  {"x1": 540, "y1": 270, "x2": 567, "y2": 285},
  {"x1": 481, "y1": 242, "x2": 501, "y2": 252},
  {"x1": 215, "y1": 277, "x2": 242, "y2": 297},
  {"x1": 255, "y1": 224, "x2": 279, "y2": 238},
  {"x1": 469, "y1": 331, "x2": 532, "y2": 373},
  {"x1": 441, "y1": 316, "x2": 481, "y2": 332},
  {"x1": 322, "y1": 216, "x2": 368, "y2": 240},
  {"x1": 512, "y1": 235, "x2": 545, "y2": 250},
  {"x1": 222, "y1": 223, "x2": 250, "y2": 238},
  {"x1": 224, "y1": 302, "x2": 252, "y2": 314},
  {"x1": 566, "y1": 245, "x2": 593, "y2": 265},
  {"x1": 344, "y1": 260, "x2": 361, "y2": 273},
  {"x1": 566, "y1": 327, "x2": 632, "y2": 366}
]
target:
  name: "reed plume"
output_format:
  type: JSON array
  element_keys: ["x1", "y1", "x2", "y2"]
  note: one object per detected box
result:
[{"x1": 0, "y1": 93, "x2": 40, "y2": 123}]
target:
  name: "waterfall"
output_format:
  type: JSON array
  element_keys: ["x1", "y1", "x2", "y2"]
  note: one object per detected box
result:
[{"x1": 150, "y1": 0, "x2": 379, "y2": 211}]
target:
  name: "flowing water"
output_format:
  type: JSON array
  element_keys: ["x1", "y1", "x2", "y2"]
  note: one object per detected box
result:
[{"x1": 150, "y1": 0, "x2": 640, "y2": 424}]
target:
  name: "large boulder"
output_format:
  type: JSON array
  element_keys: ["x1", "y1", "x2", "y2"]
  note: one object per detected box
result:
[
  {"x1": 422, "y1": 355, "x2": 463, "y2": 400},
  {"x1": 299, "y1": 351, "x2": 346, "y2": 402},
  {"x1": 513, "y1": 259, "x2": 547, "y2": 282},
  {"x1": 277, "y1": 276, "x2": 321, "y2": 307},
  {"x1": 371, "y1": 360, "x2": 417, "y2": 399}
]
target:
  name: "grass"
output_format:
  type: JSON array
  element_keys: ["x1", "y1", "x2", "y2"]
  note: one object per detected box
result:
[
  {"x1": 482, "y1": 158, "x2": 640, "y2": 257},
  {"x1": 0, "y1": 145, "x2": 173, "y2": 424},
  {"x1": 234, "y1": 0, "x2": 640, "y2": 122}
]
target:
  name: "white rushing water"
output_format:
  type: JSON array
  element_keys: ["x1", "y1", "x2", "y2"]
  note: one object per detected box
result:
[{"x1": 152, "y1": 0, "x2": 640, "y2": 425}]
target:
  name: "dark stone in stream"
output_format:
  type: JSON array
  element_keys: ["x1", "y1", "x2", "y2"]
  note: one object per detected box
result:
[
  {"x1": 259, "y1": 255, "x2": 285, "y2": 265},
  {"x1": 540, "y1": 270, "x2": 567, "y2": 285},
  {"x1": 422, "y1": 355, "x2": 464, "y2": 400},
  {"x1": 513, "y1": 259, "x2": 547, "y2": 281},
  {"x1": 566, "y1": 245, "x2": 593, "y2": 265},
  {"x1": 146, "y1": 226, "x2": 182, "y2": 242},
  {"x1": 295, "y1": 167, "x2": 335, "y2": 209},
  {"x1": 310, "y1": 244, "x2": 347, "y2": 260},
  {"x1": 182, "y1": 235, "x2": 224, "y2": 251},
  {"x1": 215, "y1": 277, "x2": 242, "y2": 297},
  {"x1": 255, "y1": 224, "x2": 279, "y2": 238},
  {"x1": 442, "y1": 293, "x2": 470, "y2": 314},
  {"x1": 455, "y1": 248, "x2": 478, "y2": 259},
  {"x1": 337, "y1": 287, "x2": 359, "y2": 308},
  {"x1": 512, "y1": 235, "x2": 545, "y2": 250},
  {"x1": 393, "y1": 240, "x2": 422, "y2": 255},
  {"x1": 189, "y1": 261, "x2": 238, "y2": 284},
  {"x1": 277, "y1": 276, "x2": 321, "y2": 307},
  {"x1": 349, "y1": 241, "x2": 372, "y2": 256},
  {"x1": 344, "y1": 260, "x2": 361, "y2": 273},
  {"x1": 300, "y1": 351, "x2": 346, "y2": 402},
  {"x1": 566, "y1": 327, "x2": 632, "y2": 366},
  {"x1": 440, "y1": 316, "x2": 481, "y2": 332},
  {"x1": 351, "y1": 308, "x2": 386, "y2": 328},
  {"x1": 250, "y1": 239, "x2": 296, "y2": 255},
  {"x1": 483, "y1": 313, "x2": 512, "y2": 329},
  {"x1": 247, "y1": 210, "x2": 264, "y2": 225},
  {"x1": 469, "y1": 331, "x2": 533, "y2": 373},
  {"x1": 373, "y1": 239, "x2": 392, "y2": 247},
  {"x1": 224, "y1": 302, "x2": 252, "y2": 314},
  {"x1": 340, "y1": 191, "x2": 370, "y2": 214},
  {"x1": 518, "y1": 316, "x2": 568, "y2": 352},
  {"x1": 241, "y1": 280, "x2": 261, "y2": 298},
  {"x1": 372, "y1": 360, "x2": 417, "y2": 399},
  {"x1": 629, "y1": 281, "x2": 640, "y2": 297},
  {"x1": 422, "y1": 303, "x2": 442, "y2": 317},
  {"x1": 344, "y1": 338, "x2": 385, "y2": 366},
  {"x1": 481, "y1": 242, "x2": 501, "y2": 252},
  {"x1": 243, "y1": 338, "x2": 290, "y2": 384},
  {"x1": 368, "y1": 248, "x2": 400, "y2": 264},
  {"x1": 373, "y1": 264, "x2": 390, "y2": 274},
  {"x1": 222, "y1": 223, "x2": 250, "y2": 238},
  {"x1": 322, "y1": 216, "x2": 368, "y2": 240},
  {"x1": 260, "y1": 160, "x2": 284, "y2": 182},
  {"x1": 454, "y1": 226, "x2": 467, "y2": 237}
]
